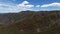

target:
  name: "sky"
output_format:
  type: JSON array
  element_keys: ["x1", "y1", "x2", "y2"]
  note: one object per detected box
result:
[{"x1": 0, "y1": 0, "x2": 60, "y2": 13}]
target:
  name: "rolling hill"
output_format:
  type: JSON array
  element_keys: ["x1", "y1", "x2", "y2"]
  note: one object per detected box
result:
[{"x1": 0, "y1": 10, "x2": 60, "y2": 34}]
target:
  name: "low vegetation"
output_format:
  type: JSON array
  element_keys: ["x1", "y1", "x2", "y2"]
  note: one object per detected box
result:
[{"x1": 0, "y1": 10, "x2": 60, "y2": 34}]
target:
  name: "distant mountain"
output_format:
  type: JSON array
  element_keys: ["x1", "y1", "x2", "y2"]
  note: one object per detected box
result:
[
  {"x1": 1, "y1": 11, "x2": 60, "y2": 34},
  {"x1": 0, "y1": 10, "x2": 60, "y2": 34},
  {"x1": 0, "y1": 11, "x2": 35, "y2": 25},
  {"x1": 0, "y1": 10, "x2": 50, "y2": 25}
]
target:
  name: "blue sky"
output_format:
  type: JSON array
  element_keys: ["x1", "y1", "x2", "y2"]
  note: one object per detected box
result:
[{"x1": 0, "y1": 0, "x2": 60, "y2": 13}]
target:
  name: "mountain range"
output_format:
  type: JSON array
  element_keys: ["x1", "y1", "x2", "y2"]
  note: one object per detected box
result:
[{"x1": 0, "y1": 10, "x2": 60, "y2": 34}]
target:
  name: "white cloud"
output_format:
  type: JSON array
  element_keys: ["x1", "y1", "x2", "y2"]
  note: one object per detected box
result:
[
  {"x1": 0, "y1": 3, "x2": 10, "y2": 7},
  {"x1": 17, "y1": 1, "x2": 34, "y2": 8},
  {"x1": 0, "y1": 3, "x2": 18, "y2": 13},
  {"x1": 0, "y1": 1, "x2": 42, "y2": 13},
  {"x1": 36, "y1": 5, "x2": 40, "y2": 7},
  {"x1": 0, "y1": 1, "x2": 35, "y2": 13},
  {"x1": 41, "y1": 2, "x2": 60, "y2": 7},
  {"x1": 17, "y1": 1, "x2": 29, "y2": 7},
  {"x1": 21, "y1": 1, "x2": 29, "y2": 5},
  {"x1": 25, "y1": 5, "x2": 34, "y2": 8}
]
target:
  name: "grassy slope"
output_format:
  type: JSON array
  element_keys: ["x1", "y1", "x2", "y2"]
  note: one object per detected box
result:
[{"x1": 0, "y1": 11, "x2": 60, "y2": 34}]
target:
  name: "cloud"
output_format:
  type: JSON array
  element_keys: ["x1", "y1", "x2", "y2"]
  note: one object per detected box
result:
[
  {"x1": 0, "y1": 1, "x2": 35, "y2": 13},
  {"x1": 0, "y1": 1, "x2": 41, "y2": 13},
  {"x1": 17, "y1": 1, "x2": 34, "y2": 8},
  {"x1": 21, "y1": 1, "x2": 29, "y2": 5},
  {"x1": 0, "y1": 3, "x2": 10, "y2": 7},
  {"x1": 0, "y1": 3, "x2": 18, "y2": 13},
  {"x1": 36, "y1": 5, "x2": 40, "y2": 7},
  {"x1": 17, "y1": 1, "x2": 29, "y2": 7},
  {"x1": 41, "y1": 2, "x2": 60, "y2": 7}
]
